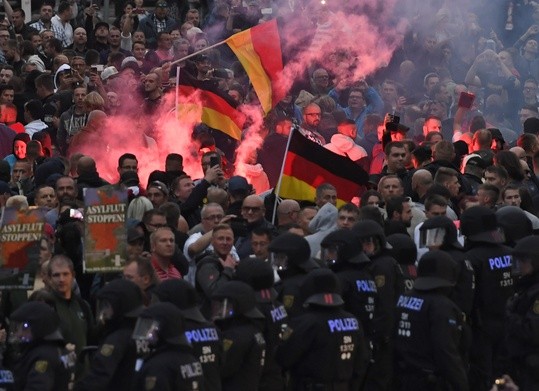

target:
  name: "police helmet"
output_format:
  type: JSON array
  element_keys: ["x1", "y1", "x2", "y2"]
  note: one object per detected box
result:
[
  {"x1": 496, "y1": 206, "x2": 533, "y2": 246},
  {"x1": 153, "y1": 279, "x2": 207, "y2": 323},
  {"x1": 300, "y1": 269, "x2": 344, "y2": 307},
  {"x1": 210, "y1": 281, "x2": 264, "y2": 321},
  {"x1": 386, "y1": 233, "x2": 417, "y2": 265},
  {"x1": 414, "y1": 250, "x2": 457, "y2": 291},
  {"x1": 268, "y1": 233, "x2": 318, "y2": 272},
  {"x1": 133, "y1": 302, "x2": 189, "y2": 347},
  {"x1": 460, "y1": 206, "x2": 504, "y2": 244},
  {"x1": 512, "y1": 235, "x2": 539, "y2": 272},
  {"x1": 235, "y1": 258, "x2": 275, "y2": 290},
  {"x1": 351, "y1": 220, "x2": 391, "y2": 256},
  {"x1": 96, "y1": 279, "x2": 144, "y2": 325},
  {"x1": 9, "y1": 302, "x2": 62, "y2": 344},
  {"x1": 320, "y1": 229, "x2": 369, "y2": 268},
  {"x1": 420, "y1": 216, "x2": 463, "y2": 250}
]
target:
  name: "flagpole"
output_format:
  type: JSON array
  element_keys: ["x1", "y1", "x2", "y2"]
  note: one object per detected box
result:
[
  {"x1": 175, "y1": 65, "x2": 180, "y2": 115},
  {"x1": 271, "y1": 124, "x2": 296, "y2": 225},
  {"x1": 170, "y1": 40, "x2": 228, "y2": 67}
]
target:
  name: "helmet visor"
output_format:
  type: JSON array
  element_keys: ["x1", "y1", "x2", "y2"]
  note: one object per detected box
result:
[
  {"x1": 419, "y1": 228, "x2": 446, "y2": 248},
  {"x1": 360, "y1": 236, "x2": 380, "y2": 255},
  {"x1": 270, "y1": 252, "x2": 289, "y2": 271},
  {"x1": 9, "y1": 321, "x2": 33, "y2": 344},
  {"x1": 211, "y1": 298, "x2": 235, "y2": 321},
  {"x1": 96, "y1": 299, "x2": 114, "y2": 325},
  {"x1": 321, "y1": 244, "x2": 340, "y2": 268},
  {"x1": 132, "y1": 317, "x2": 160, "y2": 344}
]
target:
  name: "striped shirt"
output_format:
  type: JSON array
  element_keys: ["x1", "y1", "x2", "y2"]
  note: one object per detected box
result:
[{"x1": 29, "y1": 19, "x2": 68, "y2": 45}]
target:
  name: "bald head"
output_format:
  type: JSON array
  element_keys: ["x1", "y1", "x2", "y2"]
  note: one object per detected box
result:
[
  {"x1": 510, "y1": 146, "x2": 526, "y2": 160},
  {"x1": 412, "y1": 169, "x2": 433, "y2": 198},
  {"x1": 241, "y1": 195, "x2": 265, "y2": 223},
  {"x1": 277, "y1": 199, "x2": 300, "y2": 226},
  {"x1": 77, "y1": 156, "x2": 97, "y2": 176}
]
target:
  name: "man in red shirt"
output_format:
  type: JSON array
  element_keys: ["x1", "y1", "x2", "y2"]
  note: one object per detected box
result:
[{"x1": 150, "y1": 227, "x2": 182, "y2": 281}]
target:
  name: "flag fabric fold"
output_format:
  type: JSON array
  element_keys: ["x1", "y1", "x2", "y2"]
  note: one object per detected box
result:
[
  {"x1": 277, "y1": 130, "x2": 369, "y2": 205},
  {"x1": 226, "y1": 19, "x2": 285, "y2": 114},
  {"x1": 177, "y1": 71, "x2": 246, "y2": 141}
]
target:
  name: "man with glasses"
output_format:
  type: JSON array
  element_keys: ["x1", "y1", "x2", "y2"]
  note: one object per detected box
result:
[
  {"x1": 183, "y1": 202, "x2": 238, "y2": 285},
  {"x1": 299, "y1": 103, "x2": 326, "y2": 145},
  {"x1": 236, "y1": 194, "x2": 277, "y2": 259}
]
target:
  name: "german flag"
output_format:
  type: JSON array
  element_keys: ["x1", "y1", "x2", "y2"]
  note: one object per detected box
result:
[
  {"x1": 278, "y1": 130, "x2": 369, "y2": 205},
  {"x1": 226, "y1": 19, "x2": 286, "y2": 114},
  {"x1": 177, "y1": 72, "x2": 246, "y2": 141}
]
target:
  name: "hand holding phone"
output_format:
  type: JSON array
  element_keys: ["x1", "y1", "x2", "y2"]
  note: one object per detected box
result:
[{"x1": 458, "y1": 91, "x2": 475, "y2": 109}]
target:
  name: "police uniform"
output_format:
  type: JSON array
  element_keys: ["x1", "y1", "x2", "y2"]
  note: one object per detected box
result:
[
  {"x1": 235, "y1": 258, "x2": 288, "y2": 391},
  {"x1": 275, "y1": 269, "x2": 369, "y2": 391},
  {"x1": 461, "y1": 207, "x2": 514, "y2": 391},
  {"x1": 394, "y1": 251, "x2": 468, "y2": 391},
  {"x1": 506, "y1": 236, "x2": 539, "y2": 390},
  {"x1": 154, "y1": 279, "x2": 223, "y2": 391},
  {"x1": 269, "y1": 233, "x2": 319, "y2": 319},
  {"x1": 9, "y1": 302, "x2": 75, "y2": 391},
  {"x1": 133, "y1": 303, "x2": 204, "y2": 391},
  {"x1": 75, "y1": 280, "x2": 144, "y2": 391},
  {"x1": 352, "y1": 220, "x2": 404, "y2": 391},
  {"x1": 211, "y1": 281, "x2": 266, "y2": 391},
  {"x1": 387, "y1": 233, "x2": 418, "y2": 292}
]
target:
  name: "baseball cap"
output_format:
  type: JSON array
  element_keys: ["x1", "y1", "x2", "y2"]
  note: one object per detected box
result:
[
  {"x1": 148, "y1": 180, "x2": 169, "y2": 196},
  {"x1": 228, "y1": 176, "x2": 250, "y2": 193},
  {"x1": 101, "y1": 66, "x2": 118, "y2": 81},
  {"x1": 94, "y1": 21, "x2": 110, "y2": 32}
]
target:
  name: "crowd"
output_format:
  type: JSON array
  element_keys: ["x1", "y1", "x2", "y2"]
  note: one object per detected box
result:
[{"x1": 1, "y1": 0, "x2": 539, "y2": 389}]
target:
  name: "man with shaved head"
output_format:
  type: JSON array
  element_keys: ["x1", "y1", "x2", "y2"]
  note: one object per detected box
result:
[
  {"x1": 276, "y1": 199, "x2": 301, "y2": 230},
  {"x1": 235, "y1": 194, "x2": 277, "y2": 258},
  {"x1": 75, "y1": 156, "x2": 109, "y2": 200}
]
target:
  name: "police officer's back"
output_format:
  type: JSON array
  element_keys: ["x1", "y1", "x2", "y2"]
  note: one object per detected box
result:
[
  {"x1": 269, "y1": 233, "x2": 319, "y2": 319},
  {"x1": 461, "y1": 207, "x2": 514, "y2": 391},
  {"x1": 275, "y1": 268, "x2": 369, "y2": 390},
  {"x1": 9, "y1": 301, "x2": 75, "y2": 391},
  {"x1": 387, "y1": 233, "x2": 418, "y2": 292},
  {"x1": 506, "y1": 235, "x2": 539, "y2": 390},
  {"x1": 132, "y1": 303, "x2": 205, "y2": 390},
  {"x1": 321, "y1": 229, "x2": 377, "y2": 343},
  {"x1": 235, "y1": 258, "x2": 288, "y2": 391},
  {"x1": 211, "y1": 281, "x2": 266, "y2": 391},
  {"x1": 154, "y1": 279, "x2": 222, "y2": 391},
  {"x1": 352, "y1": 220, "x2": 404, "y2": 391},
  {"x1": 74, "y1": 279, "x2": 143, "y2": 391},
  {"x1": 419, "y1": 216, "x2": 475, "y2": 318},
  {"x1": 394, "y1": 251, "x2": 468, "y2": 391}
]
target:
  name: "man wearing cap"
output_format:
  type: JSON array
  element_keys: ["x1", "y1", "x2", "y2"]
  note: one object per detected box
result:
[
  {"x1": 90, "y1": 22, "x2": 110, "y2": 53},
  {"x1": 147, "y1": 180, "x2": 169, "y2": 209},
  {"x1": 460, "y1": 206, "x2": 514, "y2": 391},
  {"x1": 138, "y1": 2, "x2": 179, "y2": 49},
  {"x1": 462, "y1": 154, "x2": 487, "y2": 195},
  {"x1": 394, "y1": 250, "x2": 468, "y2": 390},
  {"x1": 100, "y1": 66, "x2": 119, "y2": 85}
]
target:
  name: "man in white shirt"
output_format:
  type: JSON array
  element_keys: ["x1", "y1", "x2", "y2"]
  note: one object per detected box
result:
[{"x1": 51, "y1": 2, "x2": 74, "y2": 48}]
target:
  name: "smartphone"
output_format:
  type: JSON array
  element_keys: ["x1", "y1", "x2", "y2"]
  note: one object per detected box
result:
[
  {"x1": 458, "y1": 91, "x2": 475, "y2": 109},
  {"x1": 210, "y1": 156, "x2": 221, "y2": 167},
  {"x1": 133, "y1": 8, "x2": 145, "y2": 14},
  {"x1": 385, "y1": 113, "x2": 400, "y2": 132}
]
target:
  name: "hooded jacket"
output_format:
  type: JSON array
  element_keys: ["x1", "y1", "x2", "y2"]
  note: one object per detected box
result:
[
  {"x1": 305, "y1": 202, "x2": 338, "y2": 258},
  {"x1": 325, "y1": 133, "x2": 368, "y2": 161}
]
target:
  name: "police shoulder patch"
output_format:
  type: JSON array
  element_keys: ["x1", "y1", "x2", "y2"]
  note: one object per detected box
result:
[
  {"x1": 223, "y1": 339, "x2": 234, "y2": 351},
  {"x1": 533, "y1": 299, "x2": 539, "y2": 315},
  {"x1": 280, "y1": 325, "x2": 293, "y2": 341},
  {"x1": 34, "y1": 360, "x2": 48, "y2": 373},
  {"x1": 375, "y1": 275, "x2": 385, "y2": 288},
  {"x1": 145, "y1": 376, "x2": 157, "y2": 390},
  {"x1": 100, "y1": 344, "x2": 115, "y2": 357},
  {"x1": 283, "y1": 295, "x2": 294, "y2": 309}
]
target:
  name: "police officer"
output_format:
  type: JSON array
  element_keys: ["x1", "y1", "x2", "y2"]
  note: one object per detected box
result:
[
  {"x1": 211, "y1": 280, "x2": 266, "y2": 390},
  {"x1": 394, "y1": 251, "x2": 468, "y2": 391},
  {"x1": 235, "y1": 258, "x2": 288, "y2": 391},
  {"x1": 506, "y1": 235, "x2": 539, "y2": 390},
  {"x1": 496, "y1": 206, "x2": 533, "y2": 247},
  {"x1": 275, "y1": 268, "x2": 369, "y2": 390},
  {"x1": 74, "y1": 279, "x2": 144, "y2": 391},
  {"x1": 132, "y1": 302, "x2": 205, "y2": 391},
  {"x1": 321, "y1": 228, "x2": 377, "y2": 349},
  {"x1": 268, "y1": 233, "x2": 319, "y2": 318},
  {"x1": 460, "y1": 206, "x2": 514, "y2": 391},
  {"x1": 419, "y1": 216, "x2": 475, "y2": 319},
  {"x1": 153, "y1": 279, "x2": 222, "y2": 391},
  {"x1": 387, "y1": 233, "x2": 418, "y2": 291},
  {"x1": 352, "y1": 220, "x2": 404, "y2": 391},
  {"x1": 9, "y1": 301, "x2": 75, "y2": 390}
]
